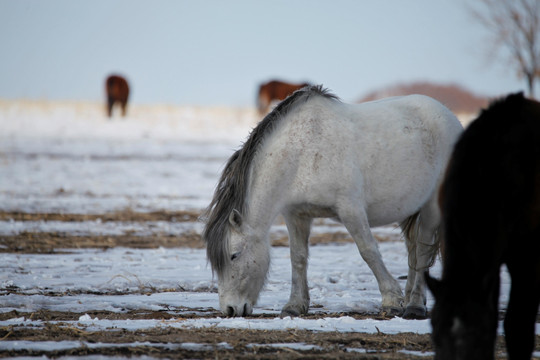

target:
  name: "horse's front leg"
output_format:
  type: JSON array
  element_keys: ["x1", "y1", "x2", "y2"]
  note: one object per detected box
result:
[
  {"x1": 339, "y1": 207, "x2": 404, "y2": 316},
  {"x1": 281, "y1": 214, "x2": 312, "y2": 317}
]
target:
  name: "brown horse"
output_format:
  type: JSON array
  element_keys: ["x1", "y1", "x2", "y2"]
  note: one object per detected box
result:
[
  {"x1": 257, "y1": 80, "x2": 310, "y2": 115},
  {"x1": 105, "y1": 75, "x2": 130, "y2": 118}
]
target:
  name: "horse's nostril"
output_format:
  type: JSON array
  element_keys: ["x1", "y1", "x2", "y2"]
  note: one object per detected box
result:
[
  {"x1": 243, "y1": 303, "x2": 248, "y2": 316},
  {"x1": 226, "y1": 306, "x2": 235, "y2": 317}
]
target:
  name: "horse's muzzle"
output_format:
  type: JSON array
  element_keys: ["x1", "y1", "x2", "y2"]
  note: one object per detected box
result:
[{"x1": 224, "y1": 303, "x2": 253, "y2": 317}]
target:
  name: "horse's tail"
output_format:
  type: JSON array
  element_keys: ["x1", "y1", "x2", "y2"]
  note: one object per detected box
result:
[{"x1": 400, "y1": 212, "x2": 441, "y2": 271}]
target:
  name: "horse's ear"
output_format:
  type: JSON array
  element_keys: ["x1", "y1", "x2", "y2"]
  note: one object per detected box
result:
[
  {"x1": 229, "y1": 209, "x2": 243, "y2": 229},
  {"x1": 425, "y1": 271, "x2": 443, "y2": 299}
]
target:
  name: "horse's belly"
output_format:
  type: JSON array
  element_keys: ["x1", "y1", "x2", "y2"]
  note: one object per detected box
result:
[
  {"x1": 365, "y1": 198, "x2": 424, "y2": 227},
  {"x1": 286, "y1": 165, "x2": 435, "y2": 226},
  {"x1": 363, "y1": 166, "x2": 438, "y2": 226}
]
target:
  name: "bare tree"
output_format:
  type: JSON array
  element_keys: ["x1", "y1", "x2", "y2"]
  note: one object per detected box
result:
[{"x1": 471, "y1": 0, "x2": 540, "y2": 98}]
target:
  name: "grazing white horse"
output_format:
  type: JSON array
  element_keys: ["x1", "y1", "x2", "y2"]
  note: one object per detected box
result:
[{"x1": 203, "y1": 85, "x2": 462, "y2": 318}]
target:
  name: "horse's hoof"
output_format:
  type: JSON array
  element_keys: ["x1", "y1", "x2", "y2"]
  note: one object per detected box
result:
[
  {"x1": 280, "y1": 308, "x2": 301, "y2": 318},
  {"x1": 403, "y1": 305, "x2": 427, "y2": 319},
  {"x1": 381, "y1": 306, "x2": 403, "y2": 317}
]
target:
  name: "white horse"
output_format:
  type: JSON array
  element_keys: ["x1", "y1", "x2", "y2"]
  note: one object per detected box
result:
[{"x1": 203, "y1": 85, "x2": 462, "y2": 318}]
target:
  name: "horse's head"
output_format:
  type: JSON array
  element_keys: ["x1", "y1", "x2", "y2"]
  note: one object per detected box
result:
[
  {"x1": 216, "y1": 209, "x2": 270, "y2": 317},
  {"x1": 426, "y1": 273, "x2": 499, "y2": 360}
]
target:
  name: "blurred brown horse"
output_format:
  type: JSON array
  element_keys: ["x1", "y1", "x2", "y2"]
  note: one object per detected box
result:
[
  {"x1": 257, "y1": 80, "x2": 310, "y2": 115},
  {"x1": 105, "y1": 75, "x2": 130, "y2": 118}
]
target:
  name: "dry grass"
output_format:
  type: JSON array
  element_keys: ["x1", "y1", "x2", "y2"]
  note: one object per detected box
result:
[{"x1": 2, "y1": 209, "x2": 538, "y2": 359}]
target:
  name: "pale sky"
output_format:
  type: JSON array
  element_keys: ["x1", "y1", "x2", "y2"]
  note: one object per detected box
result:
[{"x1": 0, "y1": 0, "x2": 528, "y2": 106}]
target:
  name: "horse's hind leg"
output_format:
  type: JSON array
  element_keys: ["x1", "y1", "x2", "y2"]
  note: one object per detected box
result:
[
  {"x1": 504, "y1": 259, "x2": 540, "y2": 360},
  {"x1": 338, "y1": 206, "x2": 404, "y2": 315},
  {"x1": 121, "y1": 100, "x2": 127, "y2": 117},
  {"x1": 281, "y1": 213, "x2": 312, "y2": 317},
  {"x1": 402, "y1": 198, "x2": 441, "y2": 319}
]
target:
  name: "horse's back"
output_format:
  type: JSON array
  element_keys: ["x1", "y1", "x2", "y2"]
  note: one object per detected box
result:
[
  {"x1": 441, "y1": 93, "x2": 540, "y2": 269},
  {"x1": 443, "y1": 93, "x2": 540, "y2": 227},
  {"x1": 290, "y1": 93, "x2": 462, "y2": 173},
  {"x1": 353, "y1": 94, "x2": 461, "y2": 138}
]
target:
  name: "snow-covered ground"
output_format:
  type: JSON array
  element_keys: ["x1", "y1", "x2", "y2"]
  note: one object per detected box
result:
[{"x1": 0, "y1": 100, "x2": 521, "y2": 355}]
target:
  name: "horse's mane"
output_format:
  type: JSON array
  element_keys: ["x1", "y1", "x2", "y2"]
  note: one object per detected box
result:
[{"x1": 202, "y1": 85, "x2": 339, "y2": 274}]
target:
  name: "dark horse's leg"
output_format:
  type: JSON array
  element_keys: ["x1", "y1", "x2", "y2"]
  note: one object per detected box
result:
[{"x1": 504, "y1": 257, "x2": 540, "y2": 360}]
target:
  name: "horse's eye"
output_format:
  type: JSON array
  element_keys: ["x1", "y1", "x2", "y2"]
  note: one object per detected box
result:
[{"x1": 231, "y1": 252, "x2": 241, "y2": 261}]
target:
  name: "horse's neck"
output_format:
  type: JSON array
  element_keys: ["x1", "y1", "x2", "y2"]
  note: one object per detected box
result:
[
  {"x1": 244, "y1": 193, "x2": 280, "y2": 237},
  {"x1": 244, "y1": 164, "x2": 284, "y2": 237}
]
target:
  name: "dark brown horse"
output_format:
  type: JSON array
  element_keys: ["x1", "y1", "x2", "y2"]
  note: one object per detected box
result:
[
  {"x1": 426, "y1": 93, "x2": 540, "y2": 360},
  {"x1": 105, "y1": 75, "x2": 130, "y2": 118},
  {"x1": 257, "y1": 80, "x2": 310, "y2": 115}
]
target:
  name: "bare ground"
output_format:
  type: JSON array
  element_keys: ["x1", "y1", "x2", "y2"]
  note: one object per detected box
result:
[{"x1": 1, "y1": 210, "x2": 538, "y2": 359}]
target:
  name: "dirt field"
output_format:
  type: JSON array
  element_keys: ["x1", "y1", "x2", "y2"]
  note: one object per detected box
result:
[{"x1": 1, "y1": 210, "x2": 538, "y2": 359}]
